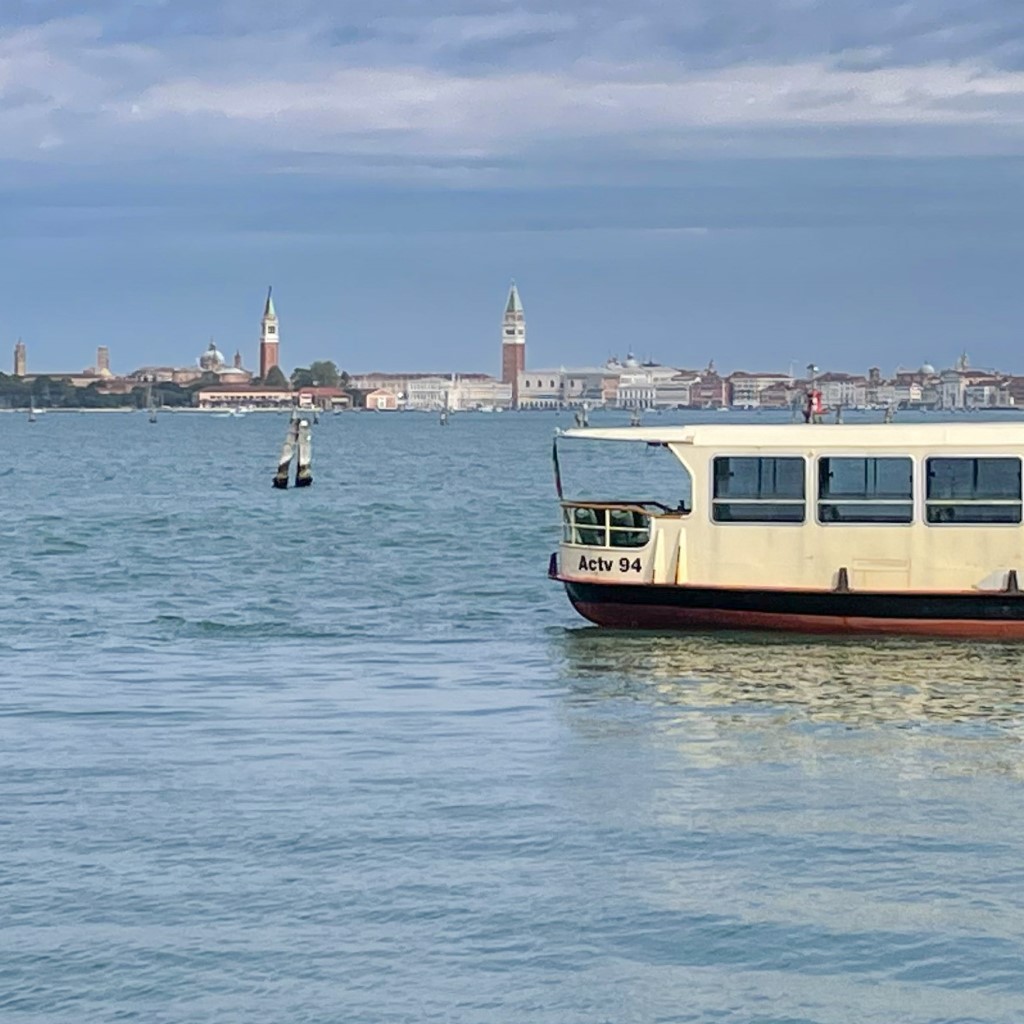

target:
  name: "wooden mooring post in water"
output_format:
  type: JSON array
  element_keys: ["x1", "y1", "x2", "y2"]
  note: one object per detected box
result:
[{"x1": 272, "y1": 412, "x2": 313, "y2": 489}]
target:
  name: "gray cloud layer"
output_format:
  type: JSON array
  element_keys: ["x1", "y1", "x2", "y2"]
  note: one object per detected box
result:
[{"x1": 4, "y1": 2, "x2": 1024, "y2": 177}]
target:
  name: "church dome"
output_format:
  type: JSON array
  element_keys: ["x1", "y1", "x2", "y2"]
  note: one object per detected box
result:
[
  {"x1": 624, "y1": 351, "x2": 639, "y2": 368},
  {"x1": 199, "y1": 341, "x2": 226, "y2": 371},
  {"x1": 919, "y1": 363, "x2": 936, "y2": 375}
]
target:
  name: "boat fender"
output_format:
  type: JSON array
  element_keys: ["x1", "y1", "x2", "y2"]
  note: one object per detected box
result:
[
  {"x1": 833, "y1": 567, "x2": 851, "y2": 593},
  {"x1": 1005, "y1": 569, "x2": 1020, "y2": 594}
]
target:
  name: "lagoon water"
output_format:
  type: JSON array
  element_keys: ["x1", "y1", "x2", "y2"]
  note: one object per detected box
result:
[{"x1": 3, "y1": 409, "x2": 1024, "y2": 1023}]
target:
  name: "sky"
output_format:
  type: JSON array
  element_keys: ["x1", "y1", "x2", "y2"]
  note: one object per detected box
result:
[{"x1": 5, "y1": 1, "x2": 1024, "y2": 375}]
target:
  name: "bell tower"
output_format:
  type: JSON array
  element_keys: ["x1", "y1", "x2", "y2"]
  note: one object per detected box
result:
[
  {"x1": 501, "y1": 281, "x2": 526, "y2": 408},
  {"x1": 13, "y1": 338, "x2": 26, "y2": 377},
  {"x1": 259, "y1": 287, "x2": 280, "y2": 380}
]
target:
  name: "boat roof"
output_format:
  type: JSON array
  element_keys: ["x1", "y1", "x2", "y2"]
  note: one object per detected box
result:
[{"x1": 560, "y1": 422, "x2": 1024, "y2": 448}]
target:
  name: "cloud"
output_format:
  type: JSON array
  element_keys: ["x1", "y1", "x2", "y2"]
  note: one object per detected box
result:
[{"x1": 6, "y1": 4, "x2": 1024, "y2": 177}]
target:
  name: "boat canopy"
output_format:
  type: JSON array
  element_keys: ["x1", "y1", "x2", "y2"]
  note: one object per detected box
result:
[{"x1": 558, "y1": 422, "x2": 1024, "y2": 448}]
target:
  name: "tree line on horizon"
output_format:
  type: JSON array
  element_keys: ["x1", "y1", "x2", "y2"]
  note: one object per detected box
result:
[{"x1": 0, "y1": 360, "x2": 352, "y2": 409}]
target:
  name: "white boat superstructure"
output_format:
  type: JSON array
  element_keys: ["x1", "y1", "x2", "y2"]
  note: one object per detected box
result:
[{"x1": 550, "y1": 421, "x2": 1024, "y2": 637}]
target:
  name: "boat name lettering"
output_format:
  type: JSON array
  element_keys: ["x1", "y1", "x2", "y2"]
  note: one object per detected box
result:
[{"x1": 577, "y1": 555, "x2": 642, "y2": 573}]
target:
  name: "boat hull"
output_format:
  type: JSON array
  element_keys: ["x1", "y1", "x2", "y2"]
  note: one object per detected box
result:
[{"x1": 561, "y1": 578, "x2": 1024, "y2": 639}]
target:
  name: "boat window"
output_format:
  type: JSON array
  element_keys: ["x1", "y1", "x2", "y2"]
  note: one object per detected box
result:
[
  {"x1": 925, "y1": 457, "x2": 1022, "y2": 524},
  {"x1": 559, "y1": 437, "x2": 691, "y2": 512},
  {"x1": 562, "y1": 505, "x2": 650, "y2": 547},
  {"x1": 817, "y1": 457, "x2": 913, "y2": 524},
  {"x1": 712, "y1": 456, "x2": 805, "y2": 523}
]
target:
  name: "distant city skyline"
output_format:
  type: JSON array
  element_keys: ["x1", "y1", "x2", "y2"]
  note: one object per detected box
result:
[
  {"x1": 5, "y1": 5, "x2": 1024, "y2": 373},
  {"x1": 7, "y1": 275, "x2": 1016, "y2": 382}
]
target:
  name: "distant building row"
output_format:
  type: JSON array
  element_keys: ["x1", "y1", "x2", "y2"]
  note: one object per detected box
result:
[
  {"x1": 511, "y1": 358, "x2": 1024, "y2": 411},
  {"x1": 10, "y1": 282, "x2": 1024, "y2": 413}
]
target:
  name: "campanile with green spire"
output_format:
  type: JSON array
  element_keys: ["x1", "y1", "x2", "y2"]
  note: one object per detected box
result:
[
  {"x1": 259, "y1": 286, "x2": 280, "y2": 380},
  {"x1": 501, "y1": 281, "x2": 526, "y2": 408}
]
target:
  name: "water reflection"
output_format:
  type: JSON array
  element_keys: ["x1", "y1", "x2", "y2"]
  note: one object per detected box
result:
[{"x1": 554, "y1": 628, "x2": 1024, "y2": 727}]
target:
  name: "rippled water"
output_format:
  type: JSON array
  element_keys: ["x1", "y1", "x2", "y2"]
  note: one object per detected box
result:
[{"x1": 3, "y1": 409, "x2": 1024, "y2": 1023}]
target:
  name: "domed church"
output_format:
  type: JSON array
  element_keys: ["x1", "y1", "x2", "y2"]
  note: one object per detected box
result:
[{"x1": 197, "y1": 341, "x2": 253, "y2": 384}]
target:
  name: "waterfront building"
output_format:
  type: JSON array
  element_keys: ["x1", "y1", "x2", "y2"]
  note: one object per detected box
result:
[
  {"x1": 128, "y1": 365, "x2": 205, "y2": 386},
  {"x1": 347, "y1": 372, "x2": 404, "y2": 395},
  {"x1": 815, "y1": 372, "x2": 868, "y2": 410},
  {"x1": 130, "y1": 340, "x2": 253, "y2": 389},
  {"x1": 405, "y1": 375, "x2": 451, "y2": 410},
  {"x1": 362, "y1": 388, "x2": 399, "y2": 411},
  {"x1": 757, "y1": 380, "x2": 799, "y2": 409},
  {"x1": 197, "y1": 340, "x2": 253, "y2": 385},
  {"x1": 727, "y1": 371, "x2": 794, "y2": 408},
  {"x1": 501, "y1": 282, "x2": 526, "y2": 408},
  {"x1": 885, "y1": 380, "x2": 924, "y2": 407},
  {"x1": 295, "y1": 386, "x2": 352, "y2": 411},
  {"x1": 517, "y1": 372, "x2": 561, "y2": 408},
  {"x1": 617, "y1": 358, "x2": 702, "y2": 409},
  {"x1": 518, "y1": 367, "x2": 611, "y2": 409},
  {"x1": 965, "y1": 376, "x2": 1011, "y2": 408},
  {"x1": 259, "y1": 287, "x2": 280, "y2": 380},
  {"x1": 15, "y1": 343, "x2": 131, "y2": 392},
  {"x1": 689, "y1": 364, "x2": 729, "y2": 408},
  {"x1": 347, "y1": 372, "x2": 504, "y2": 410},
  {"x1": 447, "y1": 376, "x2": 512, "y2": 410},
  {"x1": 1004, "y1": 376, "x2": 1024, "y2": 407},
  {"x1": 889, "y1": 365, "x2": 938, "y2": 407},
  {"x1": 194, "y1": 386, "x2": 294, "y2": 409}
]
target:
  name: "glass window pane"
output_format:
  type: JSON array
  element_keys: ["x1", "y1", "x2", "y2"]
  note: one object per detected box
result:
[
  {"x1": 609, "y1": 528, "x2": 649, "y2": 547},
  {"x1": 571, "y1": 506, "x2": 605, "y2": 545},
  {"x1": 926, "y1": 504, "x2": 1022, "y2": 524},
  {"x1": 713, "y1": 457, "x2": 805, "y2": 499},
  {"x1": 713, "y1": 502, "x2": 805, "y2": 523},
  {"x1": 713, "y1": 457, "x2": 754, "y2": 498},
  {"x1": 818, "y1": 502, "x2": 913, "y2": 524},
  {"x1": 608, "y1": 508, "x2": 650, "y2": 546},
  {"x1": 926, "y1": 459, "x2": 973, "y2": 500},
  {"x1": 975, "y1": 459, "x2": 1021, "y2": 500},
  {"x1": 771, "y1": 459, "x2": 806, "y2": 499},
  {"x1": 819, "y1": 458, "x2": 912, "y2": 499},
  {"x1": 927, "y1": 458, "x2": 1021, "y2": 500}
]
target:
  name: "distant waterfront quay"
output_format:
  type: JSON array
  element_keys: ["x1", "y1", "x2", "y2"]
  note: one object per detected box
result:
[
  {"x1": 4, "y1": 285, "x2": 1024, "y2": 414},
  {"x1": 4, "y1": 410, "x2": 1024, "y2": 1023}
]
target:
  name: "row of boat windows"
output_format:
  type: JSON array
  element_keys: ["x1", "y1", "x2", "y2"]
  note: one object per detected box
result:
[
  {"x1": 713, "y1": 456, "x2": 1023, "y2": 524},
  {"x1": 563, "y1": 456, "x2": 1024, "y2": 546}
]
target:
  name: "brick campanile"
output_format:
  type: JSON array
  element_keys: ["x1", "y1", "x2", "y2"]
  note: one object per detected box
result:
[
  {"x1": 501, "y1": 281, "x2": 525, "y2": 408},
  {"x1": 259, "y1": 286, "x2": 280, "y2": 380}
]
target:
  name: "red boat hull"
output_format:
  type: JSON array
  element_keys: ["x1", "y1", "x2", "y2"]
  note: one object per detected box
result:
[{"x1": 561, "y1": 578, "x2": 1024, "y2": 639}]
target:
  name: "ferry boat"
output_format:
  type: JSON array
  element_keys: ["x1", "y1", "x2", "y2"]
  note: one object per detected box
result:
[{"x1": 549, "y1": 422, "x2": 1024, "y2": 638}]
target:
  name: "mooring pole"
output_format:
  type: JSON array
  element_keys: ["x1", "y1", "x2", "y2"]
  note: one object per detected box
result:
[
  {"x1": 273, "y1": 414, "x2": 300, "y2": 489},
  {"x1": 295, "y1": 416, "x2": 313, "y2": 487}
]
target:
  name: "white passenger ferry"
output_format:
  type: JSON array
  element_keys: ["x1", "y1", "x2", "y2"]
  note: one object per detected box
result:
[{"x1": 550, "y1": 422, "x2": 1024, "y2": 638}]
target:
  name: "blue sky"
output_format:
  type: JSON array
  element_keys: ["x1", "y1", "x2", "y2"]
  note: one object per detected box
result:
[{"x1": 5, "y1": 1, "x2": 1024, "y2": 375}]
